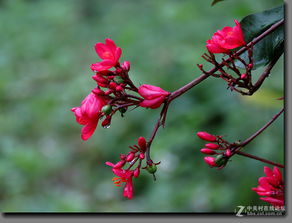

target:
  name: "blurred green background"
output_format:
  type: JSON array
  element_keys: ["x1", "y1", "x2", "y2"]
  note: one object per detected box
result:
[{"x1": 0, "y1": 0, "x2": 284, "y2": 212}]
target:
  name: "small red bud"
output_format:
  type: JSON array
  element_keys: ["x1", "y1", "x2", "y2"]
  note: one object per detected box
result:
[
  {"x1": 139, "y1": 153, "x2": 145, "y2": 160},
  {"x1": 241, "y1": 73, "x2": 247, "y2": 79},
  {"x1": 133, "y1": 168, "x2": 140, "y2": 178},
  {"x1": 120, "y1": 154, "x2": 127, "y2": 160},
  {"x1": 225, "y1": 149, "x2": 232, "y2": 157},
  {"x1": 92, "y1": 75, "x2": 109, "y2": 84},
  {"x1": 126, "y1": 152, "x2": 135, "y2": 162},
  {"x1": 105, "y1": 89, "x2": 113, "y2": 95},
  {"x1": 113, "y1": 160, "x2": 126, "y2": 169},
  {"x1": 204, "y1": 156, "x2": 217, "y2": 167},
  {"x1": 109, "y1": 82, "x2": 118, "y2": 89},
  {"x1": 138, "y1": 137, "x2": 147, "y2": 151},
  {"x1": 92, "y1": 88, "x2": 105, "y2": 95},
  {"x1": 122, "y1": 61, "x2": 131, "y2": 71},
  {"x1": 205, "y1": 143, "x2": 220, "y2": 149},
  {"x1": 248, "y1": 63, "x2": 253, "y2": 69},
  {"x1": 200, "y1": 148, "x2": 217, "y2": 155},
  {"x1": 196, "y1": 132, "x2": 217, "y2": 142},
  {"x1": 101, "y1": 115, "x2": 112, "y2": 128},
  {"x1": 115, "y1": 85, "x2": 123, "y2": 91}
]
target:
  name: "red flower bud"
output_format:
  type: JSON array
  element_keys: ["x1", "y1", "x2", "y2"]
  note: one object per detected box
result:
[
  {"x1": 92, "y1": 88, "x2": 105, "y2": 96},
  {"x1": 109, "y1": 82, "x2": 118, "y2": 89},
  {"x1": 241, "y1": 73, "x2": 247, "y2": 79},
  {"x1": 120, "y1": 154, "x2": 127, "y2": 160},
  {"x1": 200, "y1": 148, "x2": 217, "y2": 155},
  {"x1": 139, "y1": 153, "x2": 145, "y2": 160},
  {"x1": 122, "y1": 61, "x2": 131, "y2": 71},
  {"x1": 225, "y1": 149, "x2": 232, "y2": 157},
  {"x1": 248, "y1": 63, "x2": 253, "y2": 69},
  {"x1": 196, "y1": 132, "x2": 217, "y2": 142},
  {"x1": 113, "y1": 160, "x2": 126, "y2": 169},
  {"x1": 102, "y1": 115, "x2": 112, "y2": 128},
  {"x1": 92, "y1": 75, "x2": 109, "y2": 84},
  {"x1": 115, "y1": 85, "x2": 123, "y2": 91},
  {"x1": 105, "y1": 89, "x2": 113, "y2": 95},
  {"x1": 138, "y1": 137, "x2": 147, "y2": 151},
  {"x1": 126, "y1": 152, "x2": 135, "y2": 162},
  {"x1": 205, "y1": 143, "x2": 220, "y2": 149},
  {"x1": 133, "y1": 168, "x2": 140, "y2": 178},
  {"x1": 204, "y1": 156, "x2": 217, "y2": 167}
]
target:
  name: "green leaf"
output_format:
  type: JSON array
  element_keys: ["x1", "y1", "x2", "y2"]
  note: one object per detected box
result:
[{"x1": 236, "y1": 5, "x2": 284, "y2": 69}]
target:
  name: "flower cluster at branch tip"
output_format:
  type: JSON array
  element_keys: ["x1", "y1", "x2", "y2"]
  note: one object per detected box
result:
[
  {"x1": 206, "y1": 20, "x2": 246, "y2": 54},
  {"x1": 105, "y1": 137, "x2": 148, "y2": 199},
  {"x1": 72, "y1": 38, "x2": 171, "y2": 140},
  {"x1": 252, "y1": 166, "x2": 284, "y2": 207},
  {"x1": 196, "y1": 131, "x2": 233, "y2": 169},
  {"x1": 138, "y1": 84, "x2": 170, "y2": 109}
]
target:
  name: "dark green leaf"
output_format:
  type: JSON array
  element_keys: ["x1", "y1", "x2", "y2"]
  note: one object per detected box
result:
[
  {"x1": 236, "y1": 5, "x2": 284, "y2": 69},
  {"x1": 211, "y1": 0, "x2": 225, "y2": 6}
]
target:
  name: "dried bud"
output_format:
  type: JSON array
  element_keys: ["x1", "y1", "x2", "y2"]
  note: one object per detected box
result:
[
  {"x1": 101, "y1": 105, "x2": 112, "y2": 115},
  {"x1": 200, "y1": 148, "x2": 217, "y2": 155},
  {"x1": 204, "y1": 156, "x2": 217, "y2": 167},
  {"x1": 196, "y1": 132, "x2": 217, "y2": 142},
  {"x1": 205, "y1": 143, "x2": 220, "y2": 149},
  {"x1": 138, "y1": 137, "x2": 147, "y2": 151},
  {"x1": 133, "y1": 168, "x2": 140, "y2": 178},
  {"x1": 146, "y1": 164, "x2": 157, "y2": 174}
]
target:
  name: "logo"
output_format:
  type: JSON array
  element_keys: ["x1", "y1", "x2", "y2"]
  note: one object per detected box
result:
[{"x1": 235, "y1": 206, "x2": 245, "y2": 217}]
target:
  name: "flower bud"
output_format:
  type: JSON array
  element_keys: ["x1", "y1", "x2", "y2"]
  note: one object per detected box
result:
[
  {"x1": 196, "y1": 132, "x2": 217, "y2": 142},
  {"x1": 92, "y1": 75, "x2": 109, "y2": 84},
  {"x1": 241, "y1": 73, "x2": 247, "y2": 79},
  {"x1": 139, "y1": 153, "x2": 145, "y2": 160},
  {"x1": 126, "y1": 152, "x2": 135, "y2": 162},
  {"x1": 101, "y1": 105, "x2": 112, "y2": 115},
  {"x1": 113, "y1": 160, "x2": 126, "y2": 169},
  {"x1": 248, "y1": 63, "x2": 253, "y2": 69},
  {"x1": 101, "y1": 115, "x2": 112, "y2": 128},
  {"x1": 138, "y1": 137, "x2": 147, "y2": 151},
  {"x1": 204, "y1": 156, "x2": 217, "y2": 167},
  {"x1": 105, "y1": 89, "x2": 113, "y2": 95},
  {"x1": 225, "y1": 149, "x2": 232, "y2": 157},
  {"x1": 200, "y1": 148, "x2": 216, "y2": 155},
  {"x1": 120, "y1": 154, "x2": 127, "y2": 160},
  {"x1": 133, "y1": 168, "x2": 140, "y2": 178},
  {"x1": 122, "y1": 61, "x2": 131, "y2": 71},
  {"x1": 109, "y1": 82, "x2": 118, "y2": 89},
  {"x1": 115, "y1": 85, "x2": 123, "y2": 91},
  {"x1": 92, "y1": 88, "x2": 105, "y2": 96},
  {"x1": 146, "y1": 164, "x2": 157, "y2": 174},
  {"x1": 205, "y1": 143, "x2": 220, "y2": 149}
]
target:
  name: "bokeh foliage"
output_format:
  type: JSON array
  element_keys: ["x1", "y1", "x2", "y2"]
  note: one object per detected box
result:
[{"x1": 0, "y1": 0, "x2": 283, "y2": 212}]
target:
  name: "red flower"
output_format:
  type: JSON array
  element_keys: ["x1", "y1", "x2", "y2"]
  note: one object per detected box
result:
[
  {"x1": 196, "y1": 131, "x2": 217, "y2": 142},
  {"x1": 105, "y1": 162, "x2": 134, "y2": 200},
  {"x1": 138, "y1": 84, "x2": 170, "y2": 109},
  {"x1": 91, "y1": 38, "x2": 122, "y2": 72},
  {"x1": 252, "y1": 166, "x2": 284, "y2": 207},
  {"x1": 71, "y1": 92, "x2": 107, "y2": 140},
  {"x1": 206, "y1": 20, "x2": 246, "y2": 54}
]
